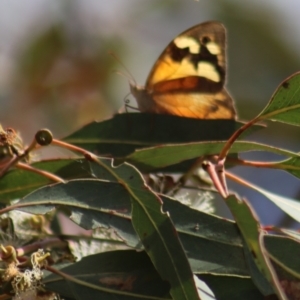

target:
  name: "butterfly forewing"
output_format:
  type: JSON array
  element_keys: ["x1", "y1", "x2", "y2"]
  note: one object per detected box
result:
[
  {"x1": 146, "y1": 21, "x2": 226, "y2": 87},
  {"x1": 131, "y1": 21, "x2": 236, "y2": 119}
]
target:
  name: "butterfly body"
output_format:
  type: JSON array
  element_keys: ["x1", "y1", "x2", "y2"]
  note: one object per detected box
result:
[{"x1": 130, "y1": 21, "x2": 236, "y2": 119}]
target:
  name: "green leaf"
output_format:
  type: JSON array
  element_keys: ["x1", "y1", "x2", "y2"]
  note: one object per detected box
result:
[
  {"x1": 239, "y1": 179, "x2": 300, "y2": 223},
  {"x1": 63, "y1": 113, "x2": 249, "y2": 157},
  {"x1": 258, "y1": 72, "x2": 300, "y2": 126},
  {"x1": 264, "y1": 235, "x2": 300, "y2": 277},
  {"x1": 162, "y1": 196, "x2": 247, "y2": 276},
  {"x1": 17, "y1": 158, "x2": 200, "y2": 300},
  {"x1": 199, "y1": 274, "x2": 265, "y2": 300},
  {"x1": 0, "y1": 159, "x2": 96, "y2": 203},
  {"x1": 121, "y1": 141, "x2": 298, "y2": 173},
  {"x1": 17, "y1": 182, "x2": 249, "y2": 277},
  {"x1": 44, "y1": 250, "x2": 171, "y2": 300},
  {"x1": 226, "y1": 195, "x2": 268, "y2": 276},
  {"x1": 272, "y1": 156, "x2": 300, "y2": 179},
  {"x1": 113, "y1": 164, "x2": 200, "y2": 300},
  {"x1": 14, "y1": 160, "x2": 248, "y2": 277},
  {"x1": 243, "y1": 244, "x2": 274, "y2": 296},
  {"x1": 226, "y1": 195, "x2": 286, "y2": 299},
  {"x1": 18, "y1": 179, "x2": 139, "y2": 247}
]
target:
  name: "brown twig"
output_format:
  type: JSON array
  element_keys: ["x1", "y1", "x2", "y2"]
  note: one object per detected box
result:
[
  {"x1": 202, "y1": 159, "x2": 227, "y2": 198},
  {"x1": 16, "y1": 162, "x2": 64, "y2": 183},
  {"x1": 218, "y1": 117, "x2": 260, "y2": 161}
]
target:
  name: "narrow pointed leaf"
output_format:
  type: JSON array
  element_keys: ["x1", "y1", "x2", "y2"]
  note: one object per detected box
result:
[
  {"x1": 237, "y1": 179, "x2": 300, "y2": 222},
  {"x1": 114, "y1": 163, "x2": 200, "y2": 300},
  {"x1": 226, "y1": 195, "x2": 287, "y2": 299},
  {"x1": 279, "y1": 229, "x2": 300, "y2": 241},
  {"x1": 226, "y1": 195, "x2": 270, "y2": 279},
  {"x1": 243, "y1": 244, "x2": 274, "y2": 296},
  {"x1": 122, "y1": 141, "x2": 298, "y2": 172},
  {"x1": 272, "y1": 156, "x2": 300, "y2": 179}
]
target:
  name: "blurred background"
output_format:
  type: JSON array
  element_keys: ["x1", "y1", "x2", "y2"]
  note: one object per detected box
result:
[{"x1": 0, "y1": 0, "x2": 300, "y2": 226}]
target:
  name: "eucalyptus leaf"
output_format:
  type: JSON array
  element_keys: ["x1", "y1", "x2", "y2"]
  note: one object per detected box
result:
[
  {"x1": 258, "y1": 72, "x2": 300, "y2": 126},
  {"x1": 45, "y1": 250, "x2": 171, "y2": 300},
  {"x1": 121, "y1": 141, "x2": 298, "y2": 173}
]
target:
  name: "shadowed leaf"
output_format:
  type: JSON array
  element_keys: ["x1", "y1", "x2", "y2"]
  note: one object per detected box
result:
[
  {"x1": 44, "y1": 250, "x2": 171, "y2": 299},
  {"x1": 63, "y1": 113, "x2": 258, "y2": 157},
  {"x1": 17, "y1": 158, "x2": 200, "y2": 300}
]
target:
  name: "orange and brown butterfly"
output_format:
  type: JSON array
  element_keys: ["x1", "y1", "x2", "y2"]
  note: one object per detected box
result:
[{"x1": 130, "y1": 21, "x2": 236, "y2": 119}]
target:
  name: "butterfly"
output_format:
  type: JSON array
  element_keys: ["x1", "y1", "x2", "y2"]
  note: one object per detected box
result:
[{"x1": 130, "y1": 21, "x2": 236, "y2": 119}]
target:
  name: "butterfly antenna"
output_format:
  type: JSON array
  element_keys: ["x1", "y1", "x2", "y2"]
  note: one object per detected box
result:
[
  {"x1": 109, "y1": 51, "x2": 140, "y2": 113},
  {"x1": 108, "y1": 51, "x2": 136, "y2": 85}
]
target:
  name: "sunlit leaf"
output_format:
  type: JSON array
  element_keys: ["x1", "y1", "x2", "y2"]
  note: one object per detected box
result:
[
  {"x1": 243, "y1": 245, "x2": 274, "y2": 296},
  {"x1": 258, "y1": 72, "x2": 300, "y2": 126},
  {"x1": 122, "y1": 141, "x2": 298, "y2": 173},
  {"x1": 225, "y1": 195, "x2": 282, "y2": 297},
  {"x1": 278, "y1": 229, "x2": 300, "y2": 241},
  {"x1": 272, "y1": 156, "x2": 300, "y2": 179},
  {"x1": 237, "y1": 179, "x2": 300, "y2": 222}
]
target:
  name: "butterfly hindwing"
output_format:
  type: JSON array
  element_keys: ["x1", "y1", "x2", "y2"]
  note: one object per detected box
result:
[{"x1": 130, "y1": 21, "x2": 236, "y2": 119}]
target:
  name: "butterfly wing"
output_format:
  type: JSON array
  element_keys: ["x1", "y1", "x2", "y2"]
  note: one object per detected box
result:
[{"x1": 131, "y1": 21, "x2": 236, "y2": 119}]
